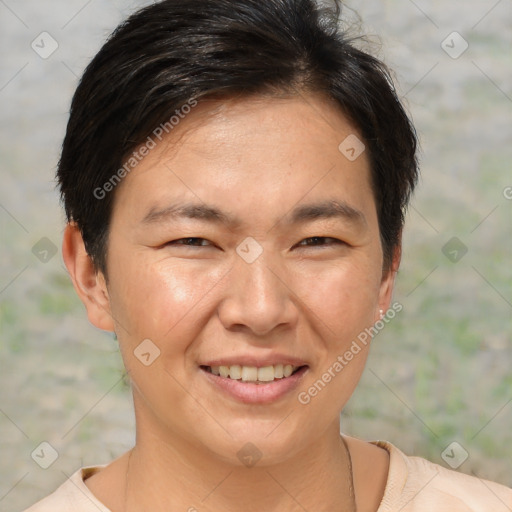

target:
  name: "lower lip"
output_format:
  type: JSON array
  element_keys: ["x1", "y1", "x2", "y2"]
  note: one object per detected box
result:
[{"x1": 200, "y1": 366, "x2": 308, "y2": 404}]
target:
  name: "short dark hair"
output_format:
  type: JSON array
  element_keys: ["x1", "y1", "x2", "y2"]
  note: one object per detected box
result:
[{"x1": 57, "y1": 0, "x2": 419, "y2": 276}]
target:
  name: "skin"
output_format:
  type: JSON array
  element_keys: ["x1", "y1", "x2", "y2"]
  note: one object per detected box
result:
[{"x1": 63, "y1": 94, "x2": 400, "y2": 512}]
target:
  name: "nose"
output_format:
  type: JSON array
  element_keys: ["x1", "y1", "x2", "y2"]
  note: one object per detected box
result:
[{"x1": 217, "y1": 249, "x2": 298, "y2": 338}]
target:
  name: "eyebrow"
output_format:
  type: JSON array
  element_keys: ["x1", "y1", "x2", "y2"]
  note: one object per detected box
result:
[{"x1": 141, "y1": 199, "x2": 367, "y2": 229}]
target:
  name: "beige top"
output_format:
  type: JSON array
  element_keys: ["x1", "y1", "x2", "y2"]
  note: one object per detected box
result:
[{"x1": 23, "y1": 440, "x2": 512, "y2": 511}]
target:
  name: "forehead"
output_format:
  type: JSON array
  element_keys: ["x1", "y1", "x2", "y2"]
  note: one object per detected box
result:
[
  {"x1": 111, "y1": 94, "x2": 375, "y2": 227},
  {"x1": 162, "y1": 94, "x2": 362, "y2": 160}
]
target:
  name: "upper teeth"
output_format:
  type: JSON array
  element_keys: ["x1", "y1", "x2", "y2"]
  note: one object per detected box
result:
[{"x1": 209, "y1": 364, "x2": 299, "y2": 381}]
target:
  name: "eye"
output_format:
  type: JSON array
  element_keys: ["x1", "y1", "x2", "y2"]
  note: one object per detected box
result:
[
  {"x1": 166, "y1": 237, "x2": 213, "y2": 247},
  {"x1": 296, "y1": 236, "x2": 344, "y2": 248},
  {"x1": 164, "y1": 236, "x2": 343, "y2": 249}
]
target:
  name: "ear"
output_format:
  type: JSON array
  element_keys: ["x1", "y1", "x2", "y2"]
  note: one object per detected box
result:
[
  {"x1": 62, "y1": 222, "x2": 115, "y2": 332},
  {"x1": 375, "y1": 240, "x2": 402, "y2": 322}
]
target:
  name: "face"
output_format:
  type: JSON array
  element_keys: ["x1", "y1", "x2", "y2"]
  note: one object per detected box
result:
[{"x1": 72, "y1": 94, "x2": 397, "y2": 466}]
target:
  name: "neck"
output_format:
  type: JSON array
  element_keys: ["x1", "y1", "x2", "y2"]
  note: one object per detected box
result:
[{"x1": 124, "y1": 417, "x2": 355, "y2": 512}]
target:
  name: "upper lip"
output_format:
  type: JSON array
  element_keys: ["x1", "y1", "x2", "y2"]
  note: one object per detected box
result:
[{"x1": 200, "y1": 355, "x2": 308, "y2": 368}]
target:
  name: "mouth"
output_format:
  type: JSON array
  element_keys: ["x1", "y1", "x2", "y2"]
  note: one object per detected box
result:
[
  {"x1": 200, "y1": 364, "x2": 306, "y2": 384},
  {"x1": 198, "y1": 356, "x2": 310, "y2": 403}
]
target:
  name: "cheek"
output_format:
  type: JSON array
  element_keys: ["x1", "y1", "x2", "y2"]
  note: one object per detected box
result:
[
  {"x1": 294, "y1": 256, "x2": 381, "y2": 335},
  {"x1": 108, "y1": 255, "x2": 229, "y2": 346},
  {"x1": 292, "y1": 262, "x2": 379, "y2": 415}
]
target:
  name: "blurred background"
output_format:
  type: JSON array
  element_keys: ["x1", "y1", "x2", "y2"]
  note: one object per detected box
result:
[{"x1": 1, "y1": 0, "x2": 511, "y2": 510}]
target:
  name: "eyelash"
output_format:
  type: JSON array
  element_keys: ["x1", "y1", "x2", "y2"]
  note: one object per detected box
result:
[{"x1": 166, "y1": 236, "x2": 343, "y2": 248}]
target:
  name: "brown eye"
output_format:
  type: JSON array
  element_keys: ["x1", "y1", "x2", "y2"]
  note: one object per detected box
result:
[
  {"x1": 167, "y1": 237, "x2": 212, "y2": 246},
  {"x1": 297, "y1": 237, "x2": 343, "y2": 248}
]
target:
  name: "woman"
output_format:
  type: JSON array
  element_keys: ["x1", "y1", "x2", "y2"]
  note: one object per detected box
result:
[{"x1": 24, "y1": 0, "x2": 512, "y2": 510}]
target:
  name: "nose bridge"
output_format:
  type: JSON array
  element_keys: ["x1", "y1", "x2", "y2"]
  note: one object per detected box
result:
[{"x1": 242, "y1": 248, "x2": 281, "y2": 298}]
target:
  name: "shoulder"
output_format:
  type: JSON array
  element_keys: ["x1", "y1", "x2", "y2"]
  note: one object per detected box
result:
[
  {"x1": 374, "y1": 440, "x2": 512, "y2": 512},
  {"x1": 22, "y1": 466, "x2": 110, "y2": 512}
]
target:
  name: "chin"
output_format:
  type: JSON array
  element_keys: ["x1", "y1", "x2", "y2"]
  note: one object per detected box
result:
[{"x1": 199, "y1": 418, "x2": 312, "y2": 467}]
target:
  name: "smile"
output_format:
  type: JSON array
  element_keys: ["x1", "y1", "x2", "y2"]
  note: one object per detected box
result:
[
  {"x1": 202, "y1": 364, "x2": 304, "y2": 383},
  {"x1": 200, "y1": 364, "x2": 309, "y2": 403}
]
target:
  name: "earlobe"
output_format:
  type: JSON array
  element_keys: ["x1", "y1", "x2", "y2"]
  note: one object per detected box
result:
[
  {"x1": 62, "y1": 223, "x2": 115, "y2": 332},
  {"x1": 376, "y1": 243, "x2": 402, "y2": 321}
]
